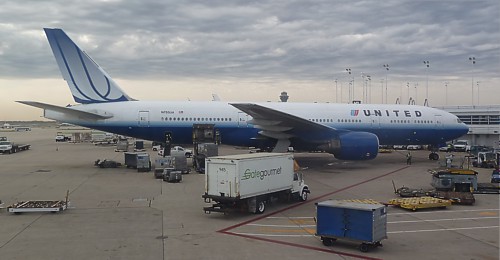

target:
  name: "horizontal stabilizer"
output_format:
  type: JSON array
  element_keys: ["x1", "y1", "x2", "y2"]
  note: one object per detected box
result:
[{"x1": 17, "y1": 101, "x2": 113, "y2": 120}]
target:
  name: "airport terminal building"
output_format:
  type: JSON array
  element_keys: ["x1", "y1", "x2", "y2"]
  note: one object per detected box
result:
[{"x1": 437, "y1": 105, "x2": 500, "y2": 148}]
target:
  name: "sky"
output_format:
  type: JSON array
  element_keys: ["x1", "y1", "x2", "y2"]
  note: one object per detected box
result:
[{"x1": 0, "y1": 0, "x2": 499, "y2": 121}]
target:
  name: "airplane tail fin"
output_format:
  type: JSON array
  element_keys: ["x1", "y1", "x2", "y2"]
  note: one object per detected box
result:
[{"x1": 44, "y1": 28, "x2": 134, "y2": 104}]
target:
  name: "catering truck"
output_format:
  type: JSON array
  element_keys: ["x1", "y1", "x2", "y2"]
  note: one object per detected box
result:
[
  {"x1": 0, "y1": 141, "x2": 30, "y2": 154},
  {"x1": 202, "y1": 153, "x2": 310, "y2": 214}
]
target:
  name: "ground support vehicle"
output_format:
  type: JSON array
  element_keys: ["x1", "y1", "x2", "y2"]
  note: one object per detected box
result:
[
  {"x1": 315, "y1": 200, "x2": 387, "y2": 253},
  {"x1": 388, "y1": 197, "x2": 451, "y2": 211},
  {"x1": 452, "y1": 140, "x2": 470, "y2": 152},
  {"x1": 474, "y1": 183, "x2": 500, "y2": 194},
  {"x1": 202, "y1": 153, "x2": 309, "y2": 214},
  {"x1": 491, "y1": 169, "x2": 500, "y2": 183},
  {"x1": 473, "y1": 152, "x2": 497, "y2": 168},
  {"x1": 430, "y1": 168, "x2": 478, "y2": 192},
  {"x1": 432, "y1": 191, "x2": 475, "y2": 205},
  {"x1": 0, "y1": 141, "x2": 30, "y2": 154},
  {"x1": 193, "y1": 143, "x2": 218, "y2": 173},
  {"x1": 94, "y1": 159, "x2": 122, "y2": 168}
]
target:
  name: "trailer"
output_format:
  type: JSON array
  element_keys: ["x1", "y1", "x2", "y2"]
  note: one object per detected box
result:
[
  {"x1": 202, "y1": 153, "x2": 309, "y2": 214},
  {"x1": 7, "y1": 192, "x2": 70, "y2": 214},
  {"x1": 315, "y1": 200, "x2": 387, "y2": 252},
  {"x1": 7, "y1": 200, "x2": 68, "y2": 214}
]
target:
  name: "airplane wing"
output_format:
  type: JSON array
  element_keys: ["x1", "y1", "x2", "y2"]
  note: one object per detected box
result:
[
  {"x1": 230, "y1": 103, "x2": 344, "y2": 142},
  {"x1": 17, "y1": 101, "x2": 113, "y2": 120}
]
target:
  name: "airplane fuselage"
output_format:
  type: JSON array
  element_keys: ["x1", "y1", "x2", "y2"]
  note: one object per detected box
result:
[{"x1": 44, "y1": 101, "x2": 468, "y2": 149}]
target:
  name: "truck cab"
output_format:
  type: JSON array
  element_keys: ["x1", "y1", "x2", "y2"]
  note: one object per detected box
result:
[{"x1": 293, "y1": 172, "x2": 309, "y2": 201}]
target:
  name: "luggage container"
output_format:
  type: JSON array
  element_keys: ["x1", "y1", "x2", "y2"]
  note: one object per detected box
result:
[
  {"x1": 162, "y1": 168, "x2": 182, "y2": 183},
  {"x1": 315, "y1": 200, "x2": 387, "y2": 252},
  {"x1": 125, "y1": 152, "x2": 150, "y2": 172},
  {"x1": 136, "y1": 153, "x2": 151, "y2": 172}
]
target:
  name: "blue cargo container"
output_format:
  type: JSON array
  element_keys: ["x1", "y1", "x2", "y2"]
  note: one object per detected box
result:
[{"x1": 315, "y1": 200, "x2": 387, "y2": 252}]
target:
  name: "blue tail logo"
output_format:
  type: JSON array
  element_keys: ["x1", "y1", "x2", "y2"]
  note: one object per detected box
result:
[{"x1": 44, "y1": 28, "x2": 133, "y2": 104}]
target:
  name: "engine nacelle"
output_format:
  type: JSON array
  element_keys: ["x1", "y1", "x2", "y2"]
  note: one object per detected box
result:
[{"x1": 321, "y1": 132, "x2": 379, "y2": 160}]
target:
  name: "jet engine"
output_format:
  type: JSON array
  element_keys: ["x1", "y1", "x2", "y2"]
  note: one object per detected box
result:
[{"x1": 321, "y1": 132, "x2": 379, "y2": 160}]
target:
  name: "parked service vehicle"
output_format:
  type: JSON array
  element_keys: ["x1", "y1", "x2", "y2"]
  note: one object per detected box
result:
[
  {"x1": 491, "y1": 169, "x2": 500, "y2": 183},
  {"x1": 406, "y1": 145, "x2": 422, "y2": 150},
  {"x1": 171, "y1": 146, "x2": 192, "y2": 157},
  {"x1": 439, "y1": 144, "x2": 453, "y2": 152},
  {"x1": 473, "y1": 152, "x2": 497, "y2": 168},
  {"x1": 158, "y1": 146, "x2": 193, "y2": 157},
  {"x1": 55, "y1": 133, "x2": 71, "y2": 142},
  {"x1": 202, "y1": 153, "x2": 310, "y2": 214},
  {"x1": 453, "y1": 140, "x2": 470, "y2": 152},
  {"x1": 0, "y1": 141, "x2": 30, "y2": 154}
]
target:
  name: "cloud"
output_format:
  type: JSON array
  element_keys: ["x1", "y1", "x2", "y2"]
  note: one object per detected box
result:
[{"x1": 0, "y1": 0, "x2": 498, "y2": 119}]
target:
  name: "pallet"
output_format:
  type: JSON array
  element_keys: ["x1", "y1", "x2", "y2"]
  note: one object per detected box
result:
[{"x1": 388, "y1": 196, "x2": 451, "y2": 211}]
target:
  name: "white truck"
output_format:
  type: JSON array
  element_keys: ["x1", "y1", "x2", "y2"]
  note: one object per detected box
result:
[
  {"x1": 202, "y1": 153, "x2": 310, "y2": 214},
  {"x1": 453, "y1": 140, "x2": 470, "y2": 152},
  {"x1": 0, "y1": 141, "x2": 30, "y2": 154}
]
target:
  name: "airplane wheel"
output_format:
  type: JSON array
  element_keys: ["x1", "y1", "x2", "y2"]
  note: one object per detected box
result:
[{"x1": 429, "y1": 153, "x2": 439, "y2": 160}]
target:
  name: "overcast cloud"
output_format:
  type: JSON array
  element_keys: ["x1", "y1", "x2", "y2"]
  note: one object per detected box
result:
[{"x1": 0, "y1": 0, "x2": 499, "y2": 120}]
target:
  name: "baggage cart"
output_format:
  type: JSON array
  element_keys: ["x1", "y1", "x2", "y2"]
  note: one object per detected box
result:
[{"x1": 315, "y1": 200, "x2": 387, "y2": 252}]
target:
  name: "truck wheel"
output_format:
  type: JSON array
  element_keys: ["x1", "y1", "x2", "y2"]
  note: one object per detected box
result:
[
  {"x1": 300, "y1": 191, "x2": 308, "y2": 201},
  {"x1": 359, "y1": 243, "x2": 370, "y2": 252},
  {"x1": 255, "y1": 200, "x2": 266, "y2": 214},
  {"x1": 322, "y1": 237, "x2": 334, "y2": 246}
]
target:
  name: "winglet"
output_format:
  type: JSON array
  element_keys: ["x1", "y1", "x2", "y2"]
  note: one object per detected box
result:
[{"x1": 44, "y1": 28, "x2": 135, "y2": 104}]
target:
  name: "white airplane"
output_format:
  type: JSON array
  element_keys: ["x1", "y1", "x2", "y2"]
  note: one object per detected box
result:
[{"x1": 18, "y1": 28, "x2": 469, "y2": 160}]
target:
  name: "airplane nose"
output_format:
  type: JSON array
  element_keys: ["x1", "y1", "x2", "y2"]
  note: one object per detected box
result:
[{"x1": 460, "y1": 123, "x2": 469, "y2": 135}]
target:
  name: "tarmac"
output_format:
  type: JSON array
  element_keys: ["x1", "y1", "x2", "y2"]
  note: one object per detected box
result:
[{"x1": 0, "y1": 128, "x2": 498, "y2": 260}]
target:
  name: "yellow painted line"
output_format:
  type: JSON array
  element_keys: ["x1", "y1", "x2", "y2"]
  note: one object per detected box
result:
[
  {"x1": 479, "y1": 211, "x2": 498, "y2": 216},
  {"x1": 259, "y1": 227, "x2": 316, "y2": 235},
  {"x1": 289, "y1": 219, "x2": 316, "y2": 225}
]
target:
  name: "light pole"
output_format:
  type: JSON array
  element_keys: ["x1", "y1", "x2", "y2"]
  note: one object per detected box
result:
[
  {"x1": 469, "y1": 57, "x2": 476, "y2": 106},
  {"x1": 380, "y1": 79, "x2": 384, "y2": 104},
  {"x1": 346, "y1": 68, "x2": 353, "y2": 102},
  {"x1": 383, "y1": 64, "x2": 389, "y2": 104},
  {"x1": 444, "y1": 81, "x2": 449, "y2": 105},
  {"x1": 367, "y1": 75, "x2": 371, "y2": 103},
  {"x1": 361, "y1": 72, "x2": 366, "y2": 103},
  {"x1": 423, "y1": 61, "x2": 430, "y2": 102},
  {"x1": 334, "y1": 79, "x2": 338, "y2": 103},
  {"x1": 414, "y1": 82, "x2": 418, "y2": 105},
  {"x1": 407, "y1": 82, "x2": 410, "y2": 104},
  {"x1": 476, "y1": 81, "x2": 480, "y2": 105}
]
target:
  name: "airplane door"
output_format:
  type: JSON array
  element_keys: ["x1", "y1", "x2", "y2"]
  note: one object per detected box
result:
[
  {"x1": 138, "y1": 111, "x2": 150, "y2": 127},
  {"x1": 237, "y1": 112, "x2": 249, "y2": 128}
]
